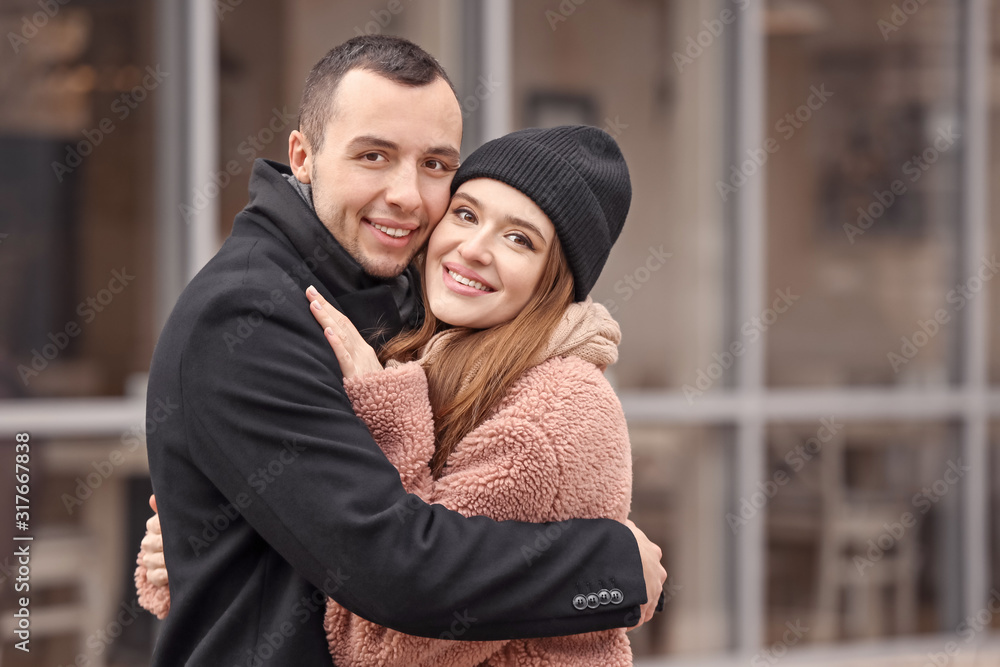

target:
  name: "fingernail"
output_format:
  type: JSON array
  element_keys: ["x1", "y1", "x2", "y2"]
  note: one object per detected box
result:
[
  {"x1": 311, "y1": 300, "x2": 322, "y2": 311},
  {"x1": 325, "y1": 327, "x2": 335, "y2": 337},
  {"x1": 306, "y1": 285, "x2": 317, "y2": 296}
]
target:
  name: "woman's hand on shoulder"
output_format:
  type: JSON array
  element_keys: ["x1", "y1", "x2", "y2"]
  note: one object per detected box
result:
[{"x1": 305, "y1": 285, "x2": 383, "y2": 380}]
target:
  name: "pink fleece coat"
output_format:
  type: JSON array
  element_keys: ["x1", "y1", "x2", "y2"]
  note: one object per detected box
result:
[{"x1": 136, "y1": 301, "x2": 634, "y2": 666}]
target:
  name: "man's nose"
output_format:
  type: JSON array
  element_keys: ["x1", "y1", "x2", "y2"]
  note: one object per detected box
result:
[{"x1": 384, "y1": 163, "x2": 422, "y2": 213}]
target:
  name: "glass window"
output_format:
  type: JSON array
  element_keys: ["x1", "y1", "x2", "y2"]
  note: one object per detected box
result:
[
  {"x1": 512, "y1": 0, "x2": 727, "y2": 391},
  {"x1": 0, "y1": 1, "x2": 156, "y2": 398},
  {"x1": 989, "y1": 0, "x2": 1000, "y2": 384},
  {"x1": 764, "y1": 0, "x2": 963, "y2": 388},
  {"x1": 992, "y1": 422, "x2": 1000, "y2": 631},
  {"x1": 765, "y1": 420, "x2": 961, "y2": 643},
  {"x1": 627, "y1": 424, "x2": 731, "y2": 657}
]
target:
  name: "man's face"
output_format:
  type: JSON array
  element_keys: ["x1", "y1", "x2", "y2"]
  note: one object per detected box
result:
[{"x1": 294, "y1": 69, "x2": 462, "y2": 278}]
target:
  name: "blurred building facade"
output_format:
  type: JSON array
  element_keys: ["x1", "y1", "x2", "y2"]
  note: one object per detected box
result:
[{"x1": 2, "y1": 0, "x2": 1000, "y2": 665}]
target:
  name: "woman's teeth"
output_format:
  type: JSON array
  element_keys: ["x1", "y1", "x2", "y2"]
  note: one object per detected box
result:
[
  {"x1": 372, "y1": 222, "x2": 412, "y2": 238},
  {"x1": 448, "y1": 269, "x2": 491, "y2": 292}
]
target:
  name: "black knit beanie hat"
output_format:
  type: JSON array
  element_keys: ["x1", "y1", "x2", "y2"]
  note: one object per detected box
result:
[{"x1": 450, "y1": 125, "x2": 632, "y2": 302}]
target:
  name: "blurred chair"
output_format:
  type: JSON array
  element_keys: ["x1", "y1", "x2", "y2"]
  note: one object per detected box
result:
[
  {"x1": 813, "y1": 433, "x2": 918, "y2": 640},
  {"x1": 769, "y1": 429, "x2": 918, "y2": 642}
]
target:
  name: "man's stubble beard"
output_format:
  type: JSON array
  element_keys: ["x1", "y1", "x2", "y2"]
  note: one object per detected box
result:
[{"x1": 311, "y1": 164, "x2": 420, "y2": 279}]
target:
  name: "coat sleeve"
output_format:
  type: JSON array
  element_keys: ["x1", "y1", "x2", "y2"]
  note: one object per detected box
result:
[
  {"x1": 323, "y1": 356, "x2": 634, "y2": 666},
  {"x1": 177, "y1": 281, "x2": 646, "y2": 640},
  {"x1": 322, "y1": 362, "x2": 509, "y2": 667}
]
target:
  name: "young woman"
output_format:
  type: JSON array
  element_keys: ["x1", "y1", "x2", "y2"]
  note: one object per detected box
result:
[{"x1": 136, "y1": 125, "x2": 638, "y2": 666}]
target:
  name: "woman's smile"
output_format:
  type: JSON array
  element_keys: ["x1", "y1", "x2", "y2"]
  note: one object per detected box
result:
[{"x1": 425, "y1": 178, "x2": 555, "y2": 329}]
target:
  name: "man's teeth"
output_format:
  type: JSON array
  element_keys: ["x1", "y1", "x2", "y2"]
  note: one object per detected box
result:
[
  {"x1": 372, "y1": 222, "x2": 412, "y2": 238},
  {"x1": 448, "y1": 269, "x2": 491, "y2": 292}
]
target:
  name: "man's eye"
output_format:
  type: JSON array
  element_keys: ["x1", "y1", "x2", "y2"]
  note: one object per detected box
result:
[
  {"x1": 425, "y1": 159, "x2": 445, "y2": 171},
  {"x1": 362, "y1": 153, "x2": 385, "y2": 162}
]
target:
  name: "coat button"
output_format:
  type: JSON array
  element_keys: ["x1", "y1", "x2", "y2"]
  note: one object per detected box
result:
[
  {"x1": 573, "y1": 594, "x2": 588, "y2": 611},
  {"x1": 597, "y1": 589, "x2": 611, "y2": 605},
  {"x1": 609, "y1": 588, "x2": 624, "y2": 604},
  {"x1": 586, "y1": 593, "x2": 600, "y2": 609}
]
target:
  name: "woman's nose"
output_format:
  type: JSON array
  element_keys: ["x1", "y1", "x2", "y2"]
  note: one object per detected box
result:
[{"x1": 457, "y1": 230, "x2": 493, "y2": 265}]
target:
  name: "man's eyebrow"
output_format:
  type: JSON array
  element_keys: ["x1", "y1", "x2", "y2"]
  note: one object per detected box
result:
[
  {"x1": 346, "y1": 135, "x2": 398, "y2": 152},
  {"x1": 346, "y1": 136, "x2": 460, "y2": 164},
  {"x1": 426, "y1": 145, "x2": 461, "y2": 163},
  {"x1": 452, "y1": 191, "x2": 549, "y2": 246}
]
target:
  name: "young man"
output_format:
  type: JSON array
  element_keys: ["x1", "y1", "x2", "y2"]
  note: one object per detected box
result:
[{"x1": 145, "y1": 35, "x2": 665, "y2": 666}]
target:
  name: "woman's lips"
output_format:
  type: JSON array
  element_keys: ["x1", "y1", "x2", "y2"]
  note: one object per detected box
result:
[
  {"x1": 441, "y1": 265, "x2": 495, "y2": 297},
  {"x1": 442, "y1": 262, "x2": 495, "y2": 290}
]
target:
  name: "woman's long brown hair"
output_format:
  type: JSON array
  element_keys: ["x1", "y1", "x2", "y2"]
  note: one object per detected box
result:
[{"x1": 380, "y1": 236, "x2": 575, "y2": 478}]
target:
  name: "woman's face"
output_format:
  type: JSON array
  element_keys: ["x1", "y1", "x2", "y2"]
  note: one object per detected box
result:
[{"x1": 425, "y1": 178, "x2": 556, "y2": 329}]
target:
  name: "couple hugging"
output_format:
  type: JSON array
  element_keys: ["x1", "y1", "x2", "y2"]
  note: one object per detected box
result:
[{"x1": 134, "y1": 34, "x2": 667, "y2": 667}]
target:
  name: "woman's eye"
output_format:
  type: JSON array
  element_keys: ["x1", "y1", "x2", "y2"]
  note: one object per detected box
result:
[
  {"x1": 453, "y1": 208, "x2": 476, "y2": 223},
  {"x1": 507, "y1": 233, "x2": 534, "y2": 249}
]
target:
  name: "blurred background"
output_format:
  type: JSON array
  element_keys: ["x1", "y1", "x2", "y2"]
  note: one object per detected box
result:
[{"x1": 2, "y1": 0, "x2": 1000, "y2": 665}]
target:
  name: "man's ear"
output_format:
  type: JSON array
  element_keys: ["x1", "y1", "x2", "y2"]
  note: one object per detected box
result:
[{"x1": 288, "y1": 130, "x2": 312, "y2": 183}]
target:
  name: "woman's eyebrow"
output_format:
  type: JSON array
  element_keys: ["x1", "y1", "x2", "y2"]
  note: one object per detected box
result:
[
  {"x1": 504, "y1": 216, "x2": 548, "y2": 247},
  {"x1": 452, "y1": 192, "x2": 548, "y2": 246}
]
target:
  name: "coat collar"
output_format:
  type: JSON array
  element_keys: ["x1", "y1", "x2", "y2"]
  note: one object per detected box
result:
[{"x1": 237, "y1": 159, "x2": 422, "y2": 346}]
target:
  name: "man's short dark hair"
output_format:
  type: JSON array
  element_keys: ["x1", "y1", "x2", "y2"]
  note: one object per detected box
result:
[{"x1": 299, "y1": 35, "x2": 457, "y2": 153}]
